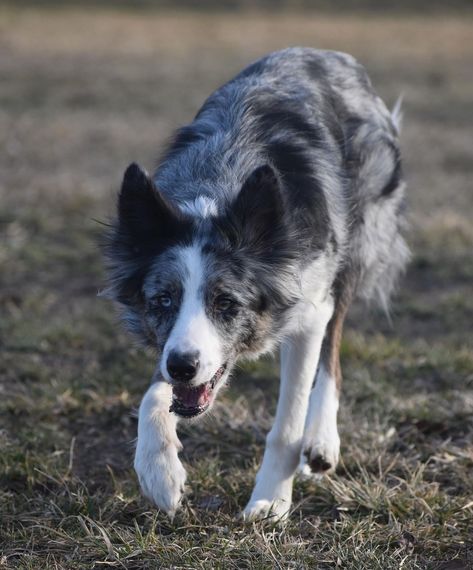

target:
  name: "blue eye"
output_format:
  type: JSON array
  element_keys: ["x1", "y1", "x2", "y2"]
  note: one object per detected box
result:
[
  {"x1": 149, "y1": 293, "x2": 172, "y2": 310},
  {"x1": 158, "y1": 294, "x2": 172, "y2": 308}
]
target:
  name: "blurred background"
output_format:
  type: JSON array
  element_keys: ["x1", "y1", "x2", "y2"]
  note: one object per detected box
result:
[{"x1": 1, "y1": 1, "x2": 472, "y2": 567}]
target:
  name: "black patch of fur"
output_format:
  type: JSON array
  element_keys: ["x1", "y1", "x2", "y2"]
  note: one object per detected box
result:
[
  {"x1": 251, "y1": 100, "x2": 333, "y2": 252},
  {"x1": 381, "y1": 145, "x2": 402, "y2": 196},
  {"x1": 218, "y1": 165, "x2": 285, "y2": 251},
  {"x1": 304, "y1": 57, "x2": 328, "y2": 83},
  {"x1": 267, "y1": 140, "x2": 332, "y2": 252},
  {"x1": 305, "y1": 451, "x2": 332, "y2": 473},
  {"x1": 104, "y1": 163, "x2": 194, "y2": 305}
]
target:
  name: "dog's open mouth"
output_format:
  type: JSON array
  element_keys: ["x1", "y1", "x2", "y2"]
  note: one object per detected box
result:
[{"x1": 170, "y1": 365, "x2": 227, "y2": 418}]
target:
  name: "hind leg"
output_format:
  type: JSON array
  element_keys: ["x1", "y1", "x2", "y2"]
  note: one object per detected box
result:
[{"x1": 299, "y1": 274, "x2": 354, "y2": 477}]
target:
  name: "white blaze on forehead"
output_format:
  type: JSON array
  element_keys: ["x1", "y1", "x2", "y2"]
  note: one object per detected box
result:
[
  {"x1": 161, "y1": 244, "x2": 223, "y2": 385},
  {"x1": 179, "y1": 196, "x2": 218, "y2": 218}
]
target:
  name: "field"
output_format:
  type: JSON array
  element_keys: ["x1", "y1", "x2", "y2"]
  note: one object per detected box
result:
[{"x1": 1, "y1": 7, "x2": 472, "y2": 569}]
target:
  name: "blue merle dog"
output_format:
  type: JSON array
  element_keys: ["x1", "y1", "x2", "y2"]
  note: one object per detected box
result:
[{"x1": 104, "y1": 48, "x2": 409, "y2": 520}]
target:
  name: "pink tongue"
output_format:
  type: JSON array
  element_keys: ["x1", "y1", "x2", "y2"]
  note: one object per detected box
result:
[{"x1": 173, "y1": 383, "x2": 211, "y2": 408}]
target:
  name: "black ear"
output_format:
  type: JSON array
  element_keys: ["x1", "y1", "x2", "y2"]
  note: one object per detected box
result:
[
  {"x1": 105, "y1": 163, "x2": 190, "y2": 306},
  {"x1": 117, "y1": 162, "x2": 182, "y2": 253},
  {"x1": 223, "y1": 164, "x2": 285, "y2": 254}
]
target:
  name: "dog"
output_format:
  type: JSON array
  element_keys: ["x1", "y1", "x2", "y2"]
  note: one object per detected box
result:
[{"x1": 103, "y1": 47, "x2": 409, "y2": 520}]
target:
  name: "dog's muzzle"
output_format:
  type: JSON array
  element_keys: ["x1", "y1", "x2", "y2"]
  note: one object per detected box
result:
[{"x1": 169, "y1": 364, "x2": 227, "y2": 418}]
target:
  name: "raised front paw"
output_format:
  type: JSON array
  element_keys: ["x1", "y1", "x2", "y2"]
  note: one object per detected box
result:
[
  {"x1": 298, "y1": 434, "x2": 340, "y2": 479},
  {"x1": 242, "y1": 497, "x2": 291, "y2": 522},
  {"x1": 134, "y1": 445, "x2": 187, "y2": 516}
]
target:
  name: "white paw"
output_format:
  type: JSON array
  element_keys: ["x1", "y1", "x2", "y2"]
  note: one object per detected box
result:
[
  {"x1": 134, "y1": 445, "x2": 187, "y2": 516},
  {"x1": 242, "y1": 498, "x2": 291, "y2": 522},
  {"x1": 299, "y1": 434, "x2": 340, "y2": 480}
]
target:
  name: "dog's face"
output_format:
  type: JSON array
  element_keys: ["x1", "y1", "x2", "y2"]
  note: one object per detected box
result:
[{"x1": 105, "y1": 163, "x2": 299, "y2": 418}]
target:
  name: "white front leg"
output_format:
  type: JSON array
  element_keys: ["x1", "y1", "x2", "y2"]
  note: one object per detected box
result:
[
  {"x1": 134, "y1": 379, "x2": 186, "y2": 516},
  {"x1": 243, "y1": 299, "x2": 333, "y2": 521}
]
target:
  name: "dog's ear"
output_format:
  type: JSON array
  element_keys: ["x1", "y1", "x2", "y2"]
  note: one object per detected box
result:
[
  {"x1": 220, "y1": 164, "x2": 286, "y2": 255},
  {"x1": 117, "y1": 162, "x2": 182, "y2": 250},
  {"x1": 234, "y1": 164, "x2": 284, "y2": 222},
  {"x1": 106, "y1": 163, "x2": 190, "y2": 306}
]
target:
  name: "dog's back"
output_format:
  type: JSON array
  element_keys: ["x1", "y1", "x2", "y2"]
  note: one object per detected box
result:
[{"x1": 155, "y1": 47, "x2": 408, "y2": 309}]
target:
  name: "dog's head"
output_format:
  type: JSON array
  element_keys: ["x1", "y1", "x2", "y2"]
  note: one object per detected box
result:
[{"x1": 104, "y1": 163, "x2": 299, "y2": 418}]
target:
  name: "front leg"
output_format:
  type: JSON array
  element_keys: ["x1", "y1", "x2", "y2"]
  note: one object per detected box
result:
[
  {"x1": 243, "y1": 298, "x2": 333, "y2": 521},
  {"x1": 134, "y1": 379, "x2": 186, "y2": 516}
]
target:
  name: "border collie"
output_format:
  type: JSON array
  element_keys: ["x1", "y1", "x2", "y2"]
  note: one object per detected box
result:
[{"x1": 104, "y1": 48, "x2": 409, "y2": 520}]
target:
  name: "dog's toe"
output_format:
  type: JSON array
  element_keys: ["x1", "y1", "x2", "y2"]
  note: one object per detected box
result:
[
  {"x1": 305, "y1": 450, "x2": 333, "y2": 473},
  {"x1": 298, "y1": 438, "x2": 340, "y2": 480},
  {"x1": 242, "y1": 498, "x2": 290, "y2": 523}
]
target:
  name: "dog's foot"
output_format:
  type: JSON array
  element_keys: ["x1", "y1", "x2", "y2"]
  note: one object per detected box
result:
[
  {"x1": 242, "y1": 497, "x2": 291, "y2": 522},
  {"x1": 134, "y1": 446, "x2": 187, "y2": 516},
  {"x1": 298, "y1": 435, "x2": 340, "y2": 479}
]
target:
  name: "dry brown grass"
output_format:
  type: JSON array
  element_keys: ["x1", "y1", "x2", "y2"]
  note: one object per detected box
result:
[{"x1": 1, "y1": 7, "x2": 472, "y2": 569}]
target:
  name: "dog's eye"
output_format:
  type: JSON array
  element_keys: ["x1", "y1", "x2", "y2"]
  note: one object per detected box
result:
[
  {"x1": 215, "y1": 296, "x2": 235, "y2": 312},
  {"x1": 158, "y1": 294, "x2": 172, "y2": 308},
  {"x1": 150, "y1": 293, "x2": 172, "y2": 309}
]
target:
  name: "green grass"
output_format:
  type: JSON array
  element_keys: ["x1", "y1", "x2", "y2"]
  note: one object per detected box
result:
[{"x1": 1, "y1": 7, "x2": 473, "y2": 569}]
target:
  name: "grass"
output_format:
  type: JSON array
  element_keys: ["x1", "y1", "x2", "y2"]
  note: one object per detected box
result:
[{"x1": 1, "y1": 6, "x2": 472, "y2": 569}]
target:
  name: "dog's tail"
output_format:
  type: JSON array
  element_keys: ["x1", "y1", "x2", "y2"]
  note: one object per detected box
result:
[{"x1": 391, "y1": 94, "x2": 404, "y2": 134}]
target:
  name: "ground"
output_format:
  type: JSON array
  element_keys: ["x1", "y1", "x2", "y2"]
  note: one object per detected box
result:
[{"x1": 0, "y1": 7, "x2": 472, "y2": 570}]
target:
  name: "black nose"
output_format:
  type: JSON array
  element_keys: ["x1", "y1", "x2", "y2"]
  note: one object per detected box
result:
[{"x1": 167, "y1": 351, "x2": 200, "y2": 383}]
